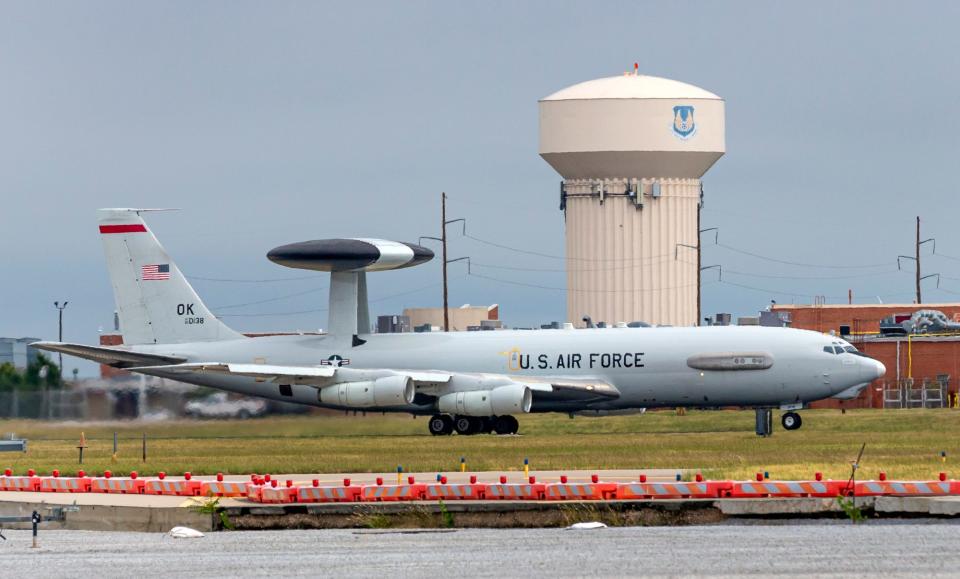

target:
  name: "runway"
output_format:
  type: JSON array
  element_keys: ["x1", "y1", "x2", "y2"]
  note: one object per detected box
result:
[{"x1": 1, "y1": 524, "x2": 958, "y2": 578}]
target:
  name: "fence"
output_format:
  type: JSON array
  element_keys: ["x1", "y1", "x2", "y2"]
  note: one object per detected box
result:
[
  {"x1": 883, "y1": 376, "x2": 953, "y2": 409},
  {"x1": 0, "y1": 390, "x2": 89, "y2": 420}
]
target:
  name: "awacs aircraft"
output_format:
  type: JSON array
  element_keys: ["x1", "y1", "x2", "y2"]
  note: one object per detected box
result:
[{"x1": 35, "y1": 209, "x2": 885, "y2": 435}]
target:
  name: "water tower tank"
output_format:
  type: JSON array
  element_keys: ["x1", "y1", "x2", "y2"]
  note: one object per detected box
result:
[{"x1": 539, "y1": 70, "x2": 725, "y2": 327}]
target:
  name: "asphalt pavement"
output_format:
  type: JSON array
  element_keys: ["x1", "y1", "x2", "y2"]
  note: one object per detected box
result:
[{"x1": 1, "y1": 523, "x2": 958, "y2": 577}]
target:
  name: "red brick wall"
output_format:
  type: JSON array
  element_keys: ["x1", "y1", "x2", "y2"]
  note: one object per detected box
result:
[
  {"x1": 772, "y1": 304, "x2": 960, "y2": 335},
  {"x1": 772, "y1": 304, "x2": 960, "y2": 408},
  {"x1": 99, "y1": 333, "x2": 128, "y2": 379}
]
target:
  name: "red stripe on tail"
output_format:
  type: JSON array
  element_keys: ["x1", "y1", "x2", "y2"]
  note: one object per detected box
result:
[{"x1": 99, "y1": 224, "x2": 148, "y2": 234}]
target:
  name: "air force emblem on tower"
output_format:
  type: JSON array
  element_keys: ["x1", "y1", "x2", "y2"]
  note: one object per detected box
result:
[{"x1": 672, "y1": 105, "x2": 696, "y2": 139}]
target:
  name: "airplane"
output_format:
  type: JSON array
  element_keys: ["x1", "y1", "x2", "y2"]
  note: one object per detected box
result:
[{"x1": 34, "y1": 209, "x2": 886, "y2": 436}]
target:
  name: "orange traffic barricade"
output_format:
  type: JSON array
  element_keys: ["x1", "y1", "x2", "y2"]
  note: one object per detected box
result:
[
  {"x1": 728, "y1": 480, "x2": 847, "y2": 498},
  {"x1": 544, "y1": 482, "x2": 615, "y2": 500},
  {"x1": 616, "y1": 481, "x2": 726, "y2": 500},
  {"x1": 854, "y1": 480, "x2": 954, "y2": 497},
  {"x1": 143, "y1": 478, "x2": 202, "y2": 497},
  {"x1": 0, "y1": 475, "x2": 40, "y2": 492},
  {"x1": 258, "y1": 485, "x2": 298, "y2": 504},
  {"x1": 484, "y1": 482, "x2": 545, "y2": 500},
  {"x1": 361, "y1": 482, "x2": 426, "y2": 502},
  {"x1": 246, "y1": 484, "x2": 263, "y2": 502},
  {"x1": 297, "y1": 485, "x2": 363, "y2": 503},
  {"x1": 201, "y1": 480, "x2": 250, "y2": 497},
  {"x1": 90, "y1": 477, "x2": 144, "y2": 494},
  {"x1": 423, "y1": 483, "x2": 485, "y2": 500},
  {"x1": 39, "y1": 476, "x2": 91, "y2": 493}
]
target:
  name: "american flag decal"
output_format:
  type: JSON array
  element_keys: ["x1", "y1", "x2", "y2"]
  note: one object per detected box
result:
[{"x1": 141, "y1": 263, "x2": 171, "y2": 280}]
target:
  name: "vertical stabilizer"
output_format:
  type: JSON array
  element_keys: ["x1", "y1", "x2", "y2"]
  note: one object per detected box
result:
[{"x1": 97, "y1": 209, "x2": 243, "y2": 345}]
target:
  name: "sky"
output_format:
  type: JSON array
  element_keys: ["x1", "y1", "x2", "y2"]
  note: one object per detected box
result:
[{"x1": 2, "y1": 1, "x2": 959, "y2": 375}]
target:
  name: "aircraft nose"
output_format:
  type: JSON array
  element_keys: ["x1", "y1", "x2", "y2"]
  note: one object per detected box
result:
[{"x1": 862, "y1": 358, "x2": 886, "y2": 381}]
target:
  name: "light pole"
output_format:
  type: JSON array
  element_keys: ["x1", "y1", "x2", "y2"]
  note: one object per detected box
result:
[{"x1": 53, "y1": 301, "x2": 68, "y2": 371}]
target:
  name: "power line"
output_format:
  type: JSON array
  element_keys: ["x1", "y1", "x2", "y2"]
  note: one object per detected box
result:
[
  {"x1": 468, "y1": 271, "x2": 704, "y2": 293},
  {"x1": 463, "y1": 233, "x2": 676, "y2": 263},
  {"x1": 212, "y1": 286, "x2": 327, "y2": 310},
  {"x1": 470, "y1": 256, "x2": 694, "y2": 273},
  {"x1": 214, "y1": 280, "x2": 446, "y2": 318},
  {"x1": 465, "y1": 230, "x2": 896, "y2": 272},
  {"x1": 468, "y1": 261, "x2": 898, "y2": 278},
  {"x1": 717, "y1": 279, "x2": 915, "y2": 302},
  {"x1": 715, "y1": 242, "x2": 891, "y2": 270},
  {"x1": 723, "y1": 268, "x2": 901, "y2": 281},
  {"x1": 189, "y1": 274, "x2": 319, "y2": 283},
  {"x1": 217, "y1": 307, "x2": 328, "y2": 318}
]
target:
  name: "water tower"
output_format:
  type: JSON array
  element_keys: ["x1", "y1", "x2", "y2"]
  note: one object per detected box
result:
[{"x1": 539, "y1": 67, "x2": 725, "y2": 327}]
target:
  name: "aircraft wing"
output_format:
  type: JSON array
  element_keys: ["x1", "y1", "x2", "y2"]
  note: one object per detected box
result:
[
  {"x1": 128, "y1": 362, "x2": 618, "y2": 402},
  {"x1": 136, "y1": 362, "x2": 338, "y2": 384},
  {"x1": 130, "y1": 362, "x2": 452, "y2": 387},
  {"x1": 31, "y1": 341, "x2": 187, "y2": 368}
]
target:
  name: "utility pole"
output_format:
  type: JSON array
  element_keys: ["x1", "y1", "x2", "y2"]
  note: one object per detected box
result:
[
  {"x1": 53, "y1": 301, "x2": 68, "y2": 370},
  {"x1": 694, "y1": 186, "x2": 720, "y2": 327},
  {"x1": 420, "y1": 193, "x2": 466, "y2": 332},
  {"x1": 915, "y1": 216, "x2": 921, "y2": 304},
  {"x1": 441, "y1": 193, "x2": 449, "y2": 332},
  {"x1": 898, "y1": 216, "x2": 936, "y2": 305}
]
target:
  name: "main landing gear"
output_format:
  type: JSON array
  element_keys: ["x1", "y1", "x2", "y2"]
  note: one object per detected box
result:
[{"x1": 428, "y1": 414, "x2": 519, "y2": 436}]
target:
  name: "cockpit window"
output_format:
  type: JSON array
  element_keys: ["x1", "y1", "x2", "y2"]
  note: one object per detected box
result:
[
  {"x1": 834, "y1": 346, "x2": 845, "y2": 354},
  {"x1": 843, "y1": 345, "x2": 870, "y2": 358},
  {"x1": 824, "y1": 346, "x2": 834, "y2": 354}
]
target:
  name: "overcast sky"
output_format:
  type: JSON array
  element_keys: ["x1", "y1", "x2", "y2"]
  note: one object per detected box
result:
[{"x1": 2, "y1": 1, "x2": 959, "y2": 375}]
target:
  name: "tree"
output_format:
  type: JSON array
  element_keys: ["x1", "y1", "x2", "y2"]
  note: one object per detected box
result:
[{"x1": 0, "y1": 353, "x2": 62, "y2": 392}]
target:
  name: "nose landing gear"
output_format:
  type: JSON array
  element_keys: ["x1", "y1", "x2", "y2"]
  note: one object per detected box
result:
[{"x1": 781, "y1": 411, "x2": 803, "y2": 430}]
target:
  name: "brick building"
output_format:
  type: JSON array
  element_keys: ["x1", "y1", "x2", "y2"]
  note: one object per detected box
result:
[{"x1": 772, "y1": 303, "x2": 960, "y2": 408}]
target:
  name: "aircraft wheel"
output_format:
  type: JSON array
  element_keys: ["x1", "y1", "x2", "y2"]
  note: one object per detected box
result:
[
  {"x1": 781, "y1": 412, "x2": 802, "y2": 431},
  {"x1": 468, "y1": 417, "x2": 486, "y2": 434},
  {"x1": 429, "y1": 414, "x2": 454, "y2": 436},
  {"x1": 494, "y1": 415, "x2": 520, "y2": 435},
  {"x1": 479, "y1": 417, "x2": 494, "y2": 434},
  {"x1": 454, "y1": 415, "x2": 484, "y2": 435}
]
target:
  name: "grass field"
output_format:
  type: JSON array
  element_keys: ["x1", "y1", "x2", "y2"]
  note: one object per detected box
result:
[{"x1": 0, "y1": 409, "x2": 958, "y2": 481}]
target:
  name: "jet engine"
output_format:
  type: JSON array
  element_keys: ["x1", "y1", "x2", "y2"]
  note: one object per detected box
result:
[
  {"x1": 319, "y1": 375, "x2": 415, "y2": 408},
  {"x1": 437, "y1": 384, "x2": 532, "y2": 417}
]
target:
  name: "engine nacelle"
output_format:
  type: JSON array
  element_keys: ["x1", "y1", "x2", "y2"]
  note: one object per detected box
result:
[
  {"x1": 437, "y1": 384, "x2": 532, "y2": 417},
  {"x1": 319, "y1": 375, "x2": 415, "y2": 408}
]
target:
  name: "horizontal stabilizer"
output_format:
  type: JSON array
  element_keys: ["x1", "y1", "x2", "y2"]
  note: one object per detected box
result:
[{"x1": 31, "y1": 342, "x2": 187, "y2": 368}]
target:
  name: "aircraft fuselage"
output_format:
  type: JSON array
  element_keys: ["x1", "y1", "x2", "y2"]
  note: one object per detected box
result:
[{"x1": 132, "y1": 325, "x2": 882, "y2": 414}]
